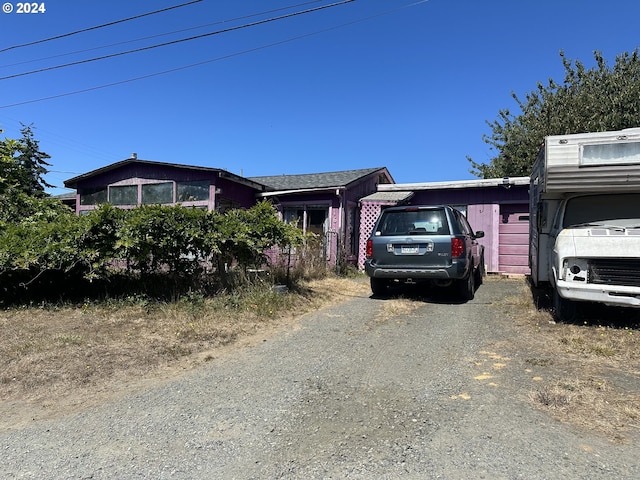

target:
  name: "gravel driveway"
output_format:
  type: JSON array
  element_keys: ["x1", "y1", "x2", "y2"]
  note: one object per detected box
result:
[{"x1": 1, "y1": 278, "x2": 638, "y2": 479}]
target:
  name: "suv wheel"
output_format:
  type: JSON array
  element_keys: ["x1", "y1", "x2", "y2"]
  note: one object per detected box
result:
[
  {"x1": 474, "y1": 254, "x2": 485, "y2": 287},
  {"x1": 457, "y1": 270, "x2": 475, "y2": 301},
  {"x1": 370, "y1": 278, "x2": 389, "y2": 296}
]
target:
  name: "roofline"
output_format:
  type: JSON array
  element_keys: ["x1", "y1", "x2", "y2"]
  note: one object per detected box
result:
[
  {"x1": 250, "y1": 167, "x2": 393, "y2": 192},
  {"x1": 257, "y1": 186, "x2": 345, "y2": 197},
  {"x1": 64, "y1": 158, "x2": 266, "y2": 191},
  {"x1": 377, "y1": 176, "x2": 530, "y2": 191}
]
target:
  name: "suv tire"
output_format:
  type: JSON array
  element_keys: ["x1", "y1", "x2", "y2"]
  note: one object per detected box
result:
[
  {"x1": 370, "y1": 278, "x2": 389, "y2": 296},
  {"x1": 457, "y1": 269, "x2": 475, "y2": 301},
  {"x1": 474, "y1": 254, "x2": 485, "y2": 287}
]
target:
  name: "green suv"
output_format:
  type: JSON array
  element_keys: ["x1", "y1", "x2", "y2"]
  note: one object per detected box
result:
[{"x1": 364, "y1": 205, "x2": 485, "y2": 300}]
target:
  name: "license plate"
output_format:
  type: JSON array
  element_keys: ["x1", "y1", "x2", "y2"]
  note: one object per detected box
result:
[{"x1": 400, "y1": 246, "x2": 419, "y2": 254}]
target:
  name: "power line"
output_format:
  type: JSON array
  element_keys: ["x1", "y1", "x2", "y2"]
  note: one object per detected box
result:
[
  {"x1": 0, "y1": 0, "x2": 203, "y2": 54},
  {"x1": 1, "y1": 32, "x2": 337, "y2": 108},
  {"x1": 0, "y1": 0, "x2": 432, "y2": 109},
  {"x1": 0, "y1": 0, "x2": 354, "y2": 81},
  {"x1": 1, "y1": 1, "x2": 326, "y2": 69}
]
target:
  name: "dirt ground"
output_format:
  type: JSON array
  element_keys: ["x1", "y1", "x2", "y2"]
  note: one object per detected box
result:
[{"x1": 1, "y1": 275, "x2": 639, "y2": 442}]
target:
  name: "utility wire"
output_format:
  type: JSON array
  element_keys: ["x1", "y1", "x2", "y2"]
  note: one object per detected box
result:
[
  {"x1": 0, "y1": 0, "x2": 353, "y2": 81},
  {"x1": 1, "y1": 0, "x2": 325, "y2": 69},
  {"x1": 0, "y1": 0, "x2": 431, "y2": 109},
  {"x1": 1, "y1": 33, "x2": 336, "y2": 108},
  {"x1": 0, "y1": 0, "x2": 203, "y2": 54}
]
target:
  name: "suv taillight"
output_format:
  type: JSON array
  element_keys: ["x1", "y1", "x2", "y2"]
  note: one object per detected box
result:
[
  {"x1": 451, "y1": 237, "x2": 464, "y2": 258},
  {"x1": 366, "y1": 239, "x2": 373, "y2": 258}
]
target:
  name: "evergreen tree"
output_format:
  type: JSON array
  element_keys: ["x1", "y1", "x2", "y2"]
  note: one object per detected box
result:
[{"x1": 0, "y1": 124, "x2": 53, "y2": 196}]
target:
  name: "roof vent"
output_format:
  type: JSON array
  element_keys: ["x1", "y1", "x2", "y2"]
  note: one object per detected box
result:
[{"x1": 131, "y1": 152, "x2": 137, "y2": 159}]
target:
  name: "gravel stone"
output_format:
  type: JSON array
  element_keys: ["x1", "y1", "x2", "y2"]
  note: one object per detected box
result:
[{"x1": 1, "y1": 279, "x2": 638, "y2": 479}]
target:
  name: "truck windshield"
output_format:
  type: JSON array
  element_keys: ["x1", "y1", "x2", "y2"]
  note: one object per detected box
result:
[{"x1": 563, "y1": 193, "x2": 640, "y2": 228}]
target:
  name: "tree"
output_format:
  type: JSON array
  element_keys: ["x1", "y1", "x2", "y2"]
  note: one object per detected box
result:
[
  {"x1": 0, "y1": 125, "x2": 64, "y2": 226},
  {"x1": 469, "y1": 49, "x2": 640, "y2": 178},
  {"x1": 0, "y1": 124, "x2": 53, "y2": 196}
]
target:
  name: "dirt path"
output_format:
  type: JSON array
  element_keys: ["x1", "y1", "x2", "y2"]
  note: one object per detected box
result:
[{"x1": 1, "y1": 278, "x2": 638, "y2": 479}]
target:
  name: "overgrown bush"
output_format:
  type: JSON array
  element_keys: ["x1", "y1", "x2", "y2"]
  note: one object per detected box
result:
[{"x1": 0, "y1": 201, "x2": 304, "y2": 305}]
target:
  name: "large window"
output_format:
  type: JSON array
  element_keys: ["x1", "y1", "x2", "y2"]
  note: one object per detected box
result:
[
  {"x1": 177, "y1": 181, "x2": 209, "y2": 202},
  {"x1": 109, "y1": 185, "x2": 138, "y2": 205},
  {"x1": 142, "y1": 182, "x2": 173, "y2": 204},
  {"x1": 80, "y1": 188, "x2": 107, "y2": 206}
]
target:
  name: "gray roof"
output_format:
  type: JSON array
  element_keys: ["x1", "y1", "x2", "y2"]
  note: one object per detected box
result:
[
  {"x1": 248, "y1": 167, "x2": 388, "y2": 191},
  {"x1": 359, "y1": 191, "x2": 414, "y2": 203}
]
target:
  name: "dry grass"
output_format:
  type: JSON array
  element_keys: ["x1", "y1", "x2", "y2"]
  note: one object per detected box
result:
[
  {"x1": 2, "y1": 274, "x2": 639, "y2": 443},
  {"x1": 499, "y1": 280, "x2": 640, "y2": 443},
  {"x1": 0, "y1": 276, "x2": 370, "y2": 428}
]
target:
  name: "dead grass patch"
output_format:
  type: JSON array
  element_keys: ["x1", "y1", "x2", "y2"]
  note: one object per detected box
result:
[
  {"x1": 0, "y1": 276, "x2": 367, "y2": 428},
  {"x1": 375, "y1": 298, "x2": 422, "y2": 324},
  {"x1": 503, "y1": 280, "x2": 640, "y2": 443}
]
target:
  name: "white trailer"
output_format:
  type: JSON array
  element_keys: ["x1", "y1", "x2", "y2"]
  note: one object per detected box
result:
[{"x1": 529, "y1": 127, "x2": 640, "y2": 320}]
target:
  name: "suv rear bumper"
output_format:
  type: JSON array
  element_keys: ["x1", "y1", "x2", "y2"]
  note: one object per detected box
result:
[{"x1": 364, "y1": 260, "x2": 468, "y2": 280}]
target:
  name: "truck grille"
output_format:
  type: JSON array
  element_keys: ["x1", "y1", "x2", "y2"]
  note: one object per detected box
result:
[{"x1": 589, "y1": 259, "x2": 640, "y2": 287}]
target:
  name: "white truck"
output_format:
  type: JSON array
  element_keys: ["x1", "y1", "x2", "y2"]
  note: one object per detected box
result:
[{"x1": 529, "y1": 127, "x2": 640, "y2": 320}]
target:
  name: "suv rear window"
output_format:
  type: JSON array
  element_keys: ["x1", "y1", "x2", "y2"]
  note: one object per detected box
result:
[{"x1": 376, "y1": 208, "x2": 450, "y2": 236}]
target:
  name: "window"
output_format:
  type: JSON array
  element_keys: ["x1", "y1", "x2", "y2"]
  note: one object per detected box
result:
[
  {"x1": 582, "y1": 141, "x2": 640, "y2": 166},
  {"x1": 80, "y1": 188, "x2": 107, "y2": 206},
  {"x1": 283, "y1": 206, "x2": 329, "y2": 235},
  {"x1": 378, "y1": 209, "x2": 449, "y2": 236},
  {"x1": 563, "y1": 193, "x2": 640, "y2": 228},
  {"x1": 109, "y1": 185, "x2": 138, "y2": 205},
  {"x1": 307, "y1": 208, "x2": 328, "y2": 235},
  {"x1": 142, "y1": 182, "x2": 173, "y2": 204},
  {"x1": 283, "y1": 208, "x2": 304, "y2": 227},
  {"x1": 217, "y1": 198, "x2": 240, "y2": 213},
  {"x1": 177, "y1": 181, "x2": 209, "y2": 202}
]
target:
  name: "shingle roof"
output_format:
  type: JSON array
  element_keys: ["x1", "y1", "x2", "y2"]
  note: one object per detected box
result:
[
  {"x1": 248, "y1": 167, "x2": 388, "y2": 191},
  {"x1": 359, "y1": 191, "x2": 414, "y2": 203}
]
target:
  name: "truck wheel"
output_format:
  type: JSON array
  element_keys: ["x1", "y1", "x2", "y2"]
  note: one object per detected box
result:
[
  {"x1": 457, "y1": 270, "x2": 475, "y2": 301},
  {"x1": 553, "y1": 289, "x2": 577, "y2": 322},
  {"x1": 370, "y1": 278, "x2": 389, "y2": 296}
]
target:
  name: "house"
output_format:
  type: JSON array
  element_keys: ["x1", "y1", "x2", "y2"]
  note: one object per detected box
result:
[
  {"x1": 358, "y1": 177, "x2": 531, "y2": 275},
  {"x1": 63, "y1": 157, "x2": 530, "y2": 274},
  {"x1": 63, "y1": 159, "x2": 394, "y2": 267},
  {"x1": 249, "y1": 167, "x2": 394, "y2": 265},
  {"x1": 63, "y1": 155, "x2": 266, "y2": 215}
]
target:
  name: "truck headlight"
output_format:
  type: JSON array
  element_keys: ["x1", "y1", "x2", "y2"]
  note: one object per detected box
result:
[{"x1": 565, "y1": 258, "x2": 589, "y2": 282}]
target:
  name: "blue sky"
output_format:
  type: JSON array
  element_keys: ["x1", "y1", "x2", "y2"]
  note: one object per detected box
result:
[{"x1": 1, "y1": 0, "x2": 639, "y2": 195}]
